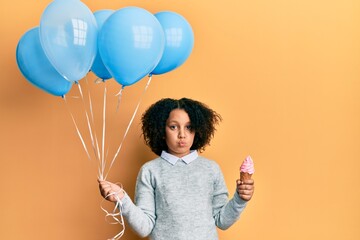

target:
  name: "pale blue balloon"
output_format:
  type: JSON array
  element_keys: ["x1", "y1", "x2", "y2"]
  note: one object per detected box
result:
[
  {"x1": 16, "y1": 27, "x2": 73, "y2": 97},
  {"x1": 40, "y1": 0, "x2": 98, "y2": 82},
  {"x1": 98, "y1": 7, "x2": 165, "y2": 86},
  {"x1": 91, "y1": 9, "x2": 115, "y2": 80},
  {"x1": 152, "y1": 11, "x2": 194, "y2": 75}
]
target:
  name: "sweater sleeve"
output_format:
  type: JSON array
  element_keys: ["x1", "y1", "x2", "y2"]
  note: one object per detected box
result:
[
  {"x1": 212, "y1": 163, "x2": 247, "y2": 230},
  {"x1": 120, "y1": 165, "x2": 156, "y2": 238}
]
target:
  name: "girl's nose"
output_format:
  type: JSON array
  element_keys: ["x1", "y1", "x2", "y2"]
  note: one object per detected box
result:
[{"x1": 178, "y1": 128, "x2": 186, "y2": 138}]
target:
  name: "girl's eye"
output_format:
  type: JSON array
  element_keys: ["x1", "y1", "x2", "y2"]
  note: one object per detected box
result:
[
  {"x1": 169, "y1": 125, "x2": 177, "y2": 130},
  {"x1": 186, "y1": 125, "x2": 192, "y2": 130}
]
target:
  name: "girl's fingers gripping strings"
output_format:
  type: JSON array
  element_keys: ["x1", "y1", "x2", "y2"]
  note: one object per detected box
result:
[
  {"x1": 98, "y1": 180, "x2": 125, "y2": 202},
  {"x1": 99, "y1": 180, "x2": 114, "y2": 200}
]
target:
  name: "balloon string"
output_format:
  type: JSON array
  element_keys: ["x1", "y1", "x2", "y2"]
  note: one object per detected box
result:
[
  {"x1": 104, "y1": 75, "x2": 152, "y2": 180},
  {"x1": 77, "y1": 82, "x2": 100, "y2": 164},
  {"x1": 116, "y1": 86, "x2": 124, "y2": 113},
  {"x1": 99, "y1": 84, "x2": 107, "y2": 181},
  {"x1": 63, "y1": 96, "x2": 92, "y2": 161},
  {"x1": 85, "y1": 77, "x2": 102, "y2": 163}
]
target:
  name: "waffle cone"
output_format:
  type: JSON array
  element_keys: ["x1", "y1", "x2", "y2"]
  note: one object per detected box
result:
[{"x1": 240, "y1": 172, "x2": 252, "y2": 181}]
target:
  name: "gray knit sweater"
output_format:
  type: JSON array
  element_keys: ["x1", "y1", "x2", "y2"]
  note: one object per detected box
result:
[{"x1": 121, "y1": 156, "x2": 247, "y2": 240}]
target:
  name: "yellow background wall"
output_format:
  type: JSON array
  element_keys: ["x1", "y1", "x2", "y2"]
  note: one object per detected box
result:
[{"x1": 1, "y1": 0, "x2": 359, "y2": 239}]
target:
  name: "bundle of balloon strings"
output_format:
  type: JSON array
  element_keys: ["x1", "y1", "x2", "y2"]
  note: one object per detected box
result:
[{"x1": 64, "y1": 75, "x2": 153, "y2": 239}]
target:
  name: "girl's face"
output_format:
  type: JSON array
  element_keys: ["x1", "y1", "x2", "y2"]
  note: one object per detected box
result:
[{"x1": 165, "y1": 109, "x2": 195, "y2": 158}]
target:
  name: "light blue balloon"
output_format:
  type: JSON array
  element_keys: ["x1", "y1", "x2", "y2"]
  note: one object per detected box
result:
[
  {"x1": 152, "y1": 11, "x2": 194, "y2": 75},
  {"x1": 98, "y1": 7, "x2": 165, "y2": 86},
  {"x1": 40, "y1": 0, "x2": 98, "y2": 82},
  {"x1": 16, "y1": 27, "x2": 73, "y2": 97},
  {"x1": 91, "y1": 9, "x2": 115, "y2": 80}
]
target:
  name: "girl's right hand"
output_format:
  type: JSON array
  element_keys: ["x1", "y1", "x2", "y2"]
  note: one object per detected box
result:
[
  {"x1": 236, "y1": 179, "x2": 254, "y2": 201},
  {"x1": 98, "y1": 179, "x2": 125, "y2": 202}
]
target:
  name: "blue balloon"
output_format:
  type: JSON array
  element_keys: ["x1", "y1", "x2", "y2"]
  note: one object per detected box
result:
[
  {"x1": 98, "y1": 7, "x2": 165, "y2": 86},
  {"x1": 91, "y1": 9, "x2": 115, "y2": 80},
  {"x1": 152, "y1": 11, "x2": 194, "y2": 75},
  {"x1": 16, "y1": 27, "x2": 73, "y2": 97},
  {"x1": 40, "y1": 0, "x2": 98, "y2": 82}
]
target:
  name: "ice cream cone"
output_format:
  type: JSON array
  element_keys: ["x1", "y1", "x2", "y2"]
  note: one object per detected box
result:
[
  {"x1": 240, "y1": 172, "x2": 252, "y2": 182},
  {"x1": 239, "y1": 155, "x2": 254, "y2": 183}
]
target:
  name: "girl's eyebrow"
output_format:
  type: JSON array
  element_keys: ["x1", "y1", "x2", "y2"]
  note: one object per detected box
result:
[
  {"x1": 167, "y1": 121, "x2": 179, "y2": 124},
  {"x1": 167, "y1": 120, "x2": 191, "y2": 124}
]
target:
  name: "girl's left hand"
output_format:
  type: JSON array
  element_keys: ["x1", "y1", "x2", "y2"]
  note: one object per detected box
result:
[
  {"x1": 98, "y1": 179, "x2": 124, "y2": 202},
  {"x1": 236, "y1": 179, "x2": 254, "y2": 201}
]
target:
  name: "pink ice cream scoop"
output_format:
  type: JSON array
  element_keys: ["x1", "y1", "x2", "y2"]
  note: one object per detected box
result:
[{"x1": 240, "y1": 155, "x2": 255, "y2": 181}]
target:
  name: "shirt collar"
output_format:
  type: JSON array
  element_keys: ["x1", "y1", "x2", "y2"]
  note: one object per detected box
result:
[{"x1": 161, "y1": 150, "x2": 198, "y2": 165}]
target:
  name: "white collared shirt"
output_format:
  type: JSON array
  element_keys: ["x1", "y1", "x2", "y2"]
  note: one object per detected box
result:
[{"x1": 160, "y1": 150, "x2": 198, "y2": 165}]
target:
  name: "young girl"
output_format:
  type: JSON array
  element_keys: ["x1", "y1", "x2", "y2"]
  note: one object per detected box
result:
[{"x1": 99, "y1": 98, "x2": 254, "y2": 240}]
